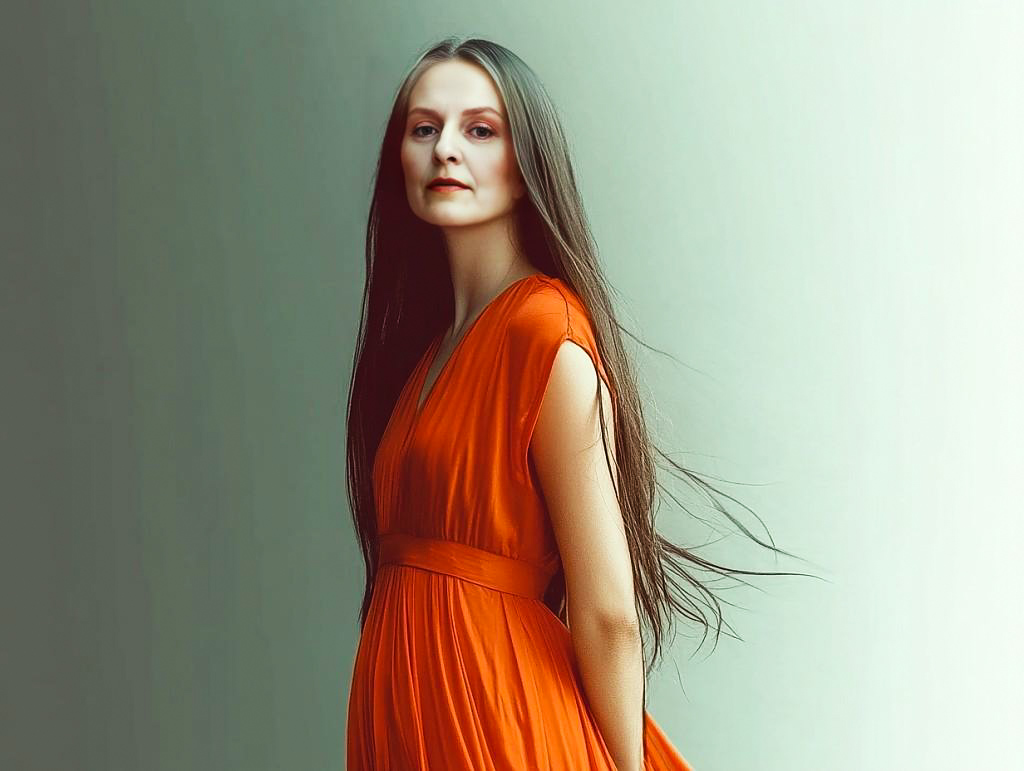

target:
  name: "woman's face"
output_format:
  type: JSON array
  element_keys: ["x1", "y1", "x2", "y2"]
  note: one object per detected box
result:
[{"x1": 401, "y1": 60, "x2": 526, "y2": 228}]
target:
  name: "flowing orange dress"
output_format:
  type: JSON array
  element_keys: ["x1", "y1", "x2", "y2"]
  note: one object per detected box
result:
[{"x1": 346, "y1": 274, "x2": 694, "y2": 770}]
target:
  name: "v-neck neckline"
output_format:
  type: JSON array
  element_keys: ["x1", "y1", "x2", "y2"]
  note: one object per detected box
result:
[{"x1": 412, "y1": 273, "x2": 547, "y2": 419}]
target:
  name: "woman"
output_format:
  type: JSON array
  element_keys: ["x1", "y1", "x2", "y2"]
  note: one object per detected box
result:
[{"x1": 345, "y1": 36, "x2": 805, "y2": 770}]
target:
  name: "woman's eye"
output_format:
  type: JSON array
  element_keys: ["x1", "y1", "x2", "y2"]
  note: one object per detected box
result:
[{"x1": 411, "y1": 125, "x2": 495, "y2": 139}]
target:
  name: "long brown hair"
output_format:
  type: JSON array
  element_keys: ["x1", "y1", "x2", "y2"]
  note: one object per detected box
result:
[{"x1": 346, "y1": 36, "x2": 820, "y2": 696}]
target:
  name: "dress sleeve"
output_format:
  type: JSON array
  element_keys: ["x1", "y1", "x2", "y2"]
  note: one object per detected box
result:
[{"x1": 504, "y1": 283, "x2": 617, "y2": 481}]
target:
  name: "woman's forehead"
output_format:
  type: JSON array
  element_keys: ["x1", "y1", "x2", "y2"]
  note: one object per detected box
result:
[{"x1": 409, "y1": 61, "x2": 503, "y2": 115}]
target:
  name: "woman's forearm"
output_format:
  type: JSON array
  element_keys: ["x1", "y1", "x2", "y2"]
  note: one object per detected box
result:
[{"x1": 570, "y1": 613, "x2": 645, "y2": 771}]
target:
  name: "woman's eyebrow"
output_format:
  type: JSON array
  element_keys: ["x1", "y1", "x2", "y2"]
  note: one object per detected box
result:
[{"x1": 408, "y1": 106, "x2": 504, "y2": 120}]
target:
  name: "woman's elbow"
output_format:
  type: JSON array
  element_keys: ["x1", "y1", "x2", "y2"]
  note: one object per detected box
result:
[{"x1": 572, "y1": 607, "x2": 642, "y2": 642}]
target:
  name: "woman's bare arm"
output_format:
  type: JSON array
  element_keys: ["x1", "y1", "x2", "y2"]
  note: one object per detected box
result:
[{"x1": 530, "y1": 340, "x2": 644, "y2": 771}]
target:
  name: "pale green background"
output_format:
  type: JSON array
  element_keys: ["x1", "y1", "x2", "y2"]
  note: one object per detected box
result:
[{"x1": 4, "y1": 2, "x2": 1022, "y2": 770}]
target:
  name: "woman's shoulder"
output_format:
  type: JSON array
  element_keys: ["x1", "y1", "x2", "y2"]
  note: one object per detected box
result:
[
  {"x1": 505, "y1": 274, "x2": 617, "y2": 417},
  {"x1": 509, "y1": 275, "x2": 588, "y2": 337}
]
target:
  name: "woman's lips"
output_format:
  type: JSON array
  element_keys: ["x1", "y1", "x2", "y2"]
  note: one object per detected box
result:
[{"x1": 427, "y1": 183, "x2": 469, "y2": 192}]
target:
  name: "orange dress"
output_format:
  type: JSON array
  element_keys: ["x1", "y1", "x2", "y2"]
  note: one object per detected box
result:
[{"x1": 347, "y1": 274, "x2": 694, "y2": 770}]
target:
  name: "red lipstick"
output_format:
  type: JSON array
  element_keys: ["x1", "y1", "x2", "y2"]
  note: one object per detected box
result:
[{"x1": 427, "y1": 176, "x2": 469, "y2": 192}]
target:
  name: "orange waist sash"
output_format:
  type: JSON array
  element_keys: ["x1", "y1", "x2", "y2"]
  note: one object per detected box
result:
[{"x1": 377, "y1": 533, "x2": 560, "y2": 601}]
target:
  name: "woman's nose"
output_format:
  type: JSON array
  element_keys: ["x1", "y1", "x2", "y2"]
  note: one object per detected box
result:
[{"x1": 433, "y1": 127, "x2": 461, "y2": 162}]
